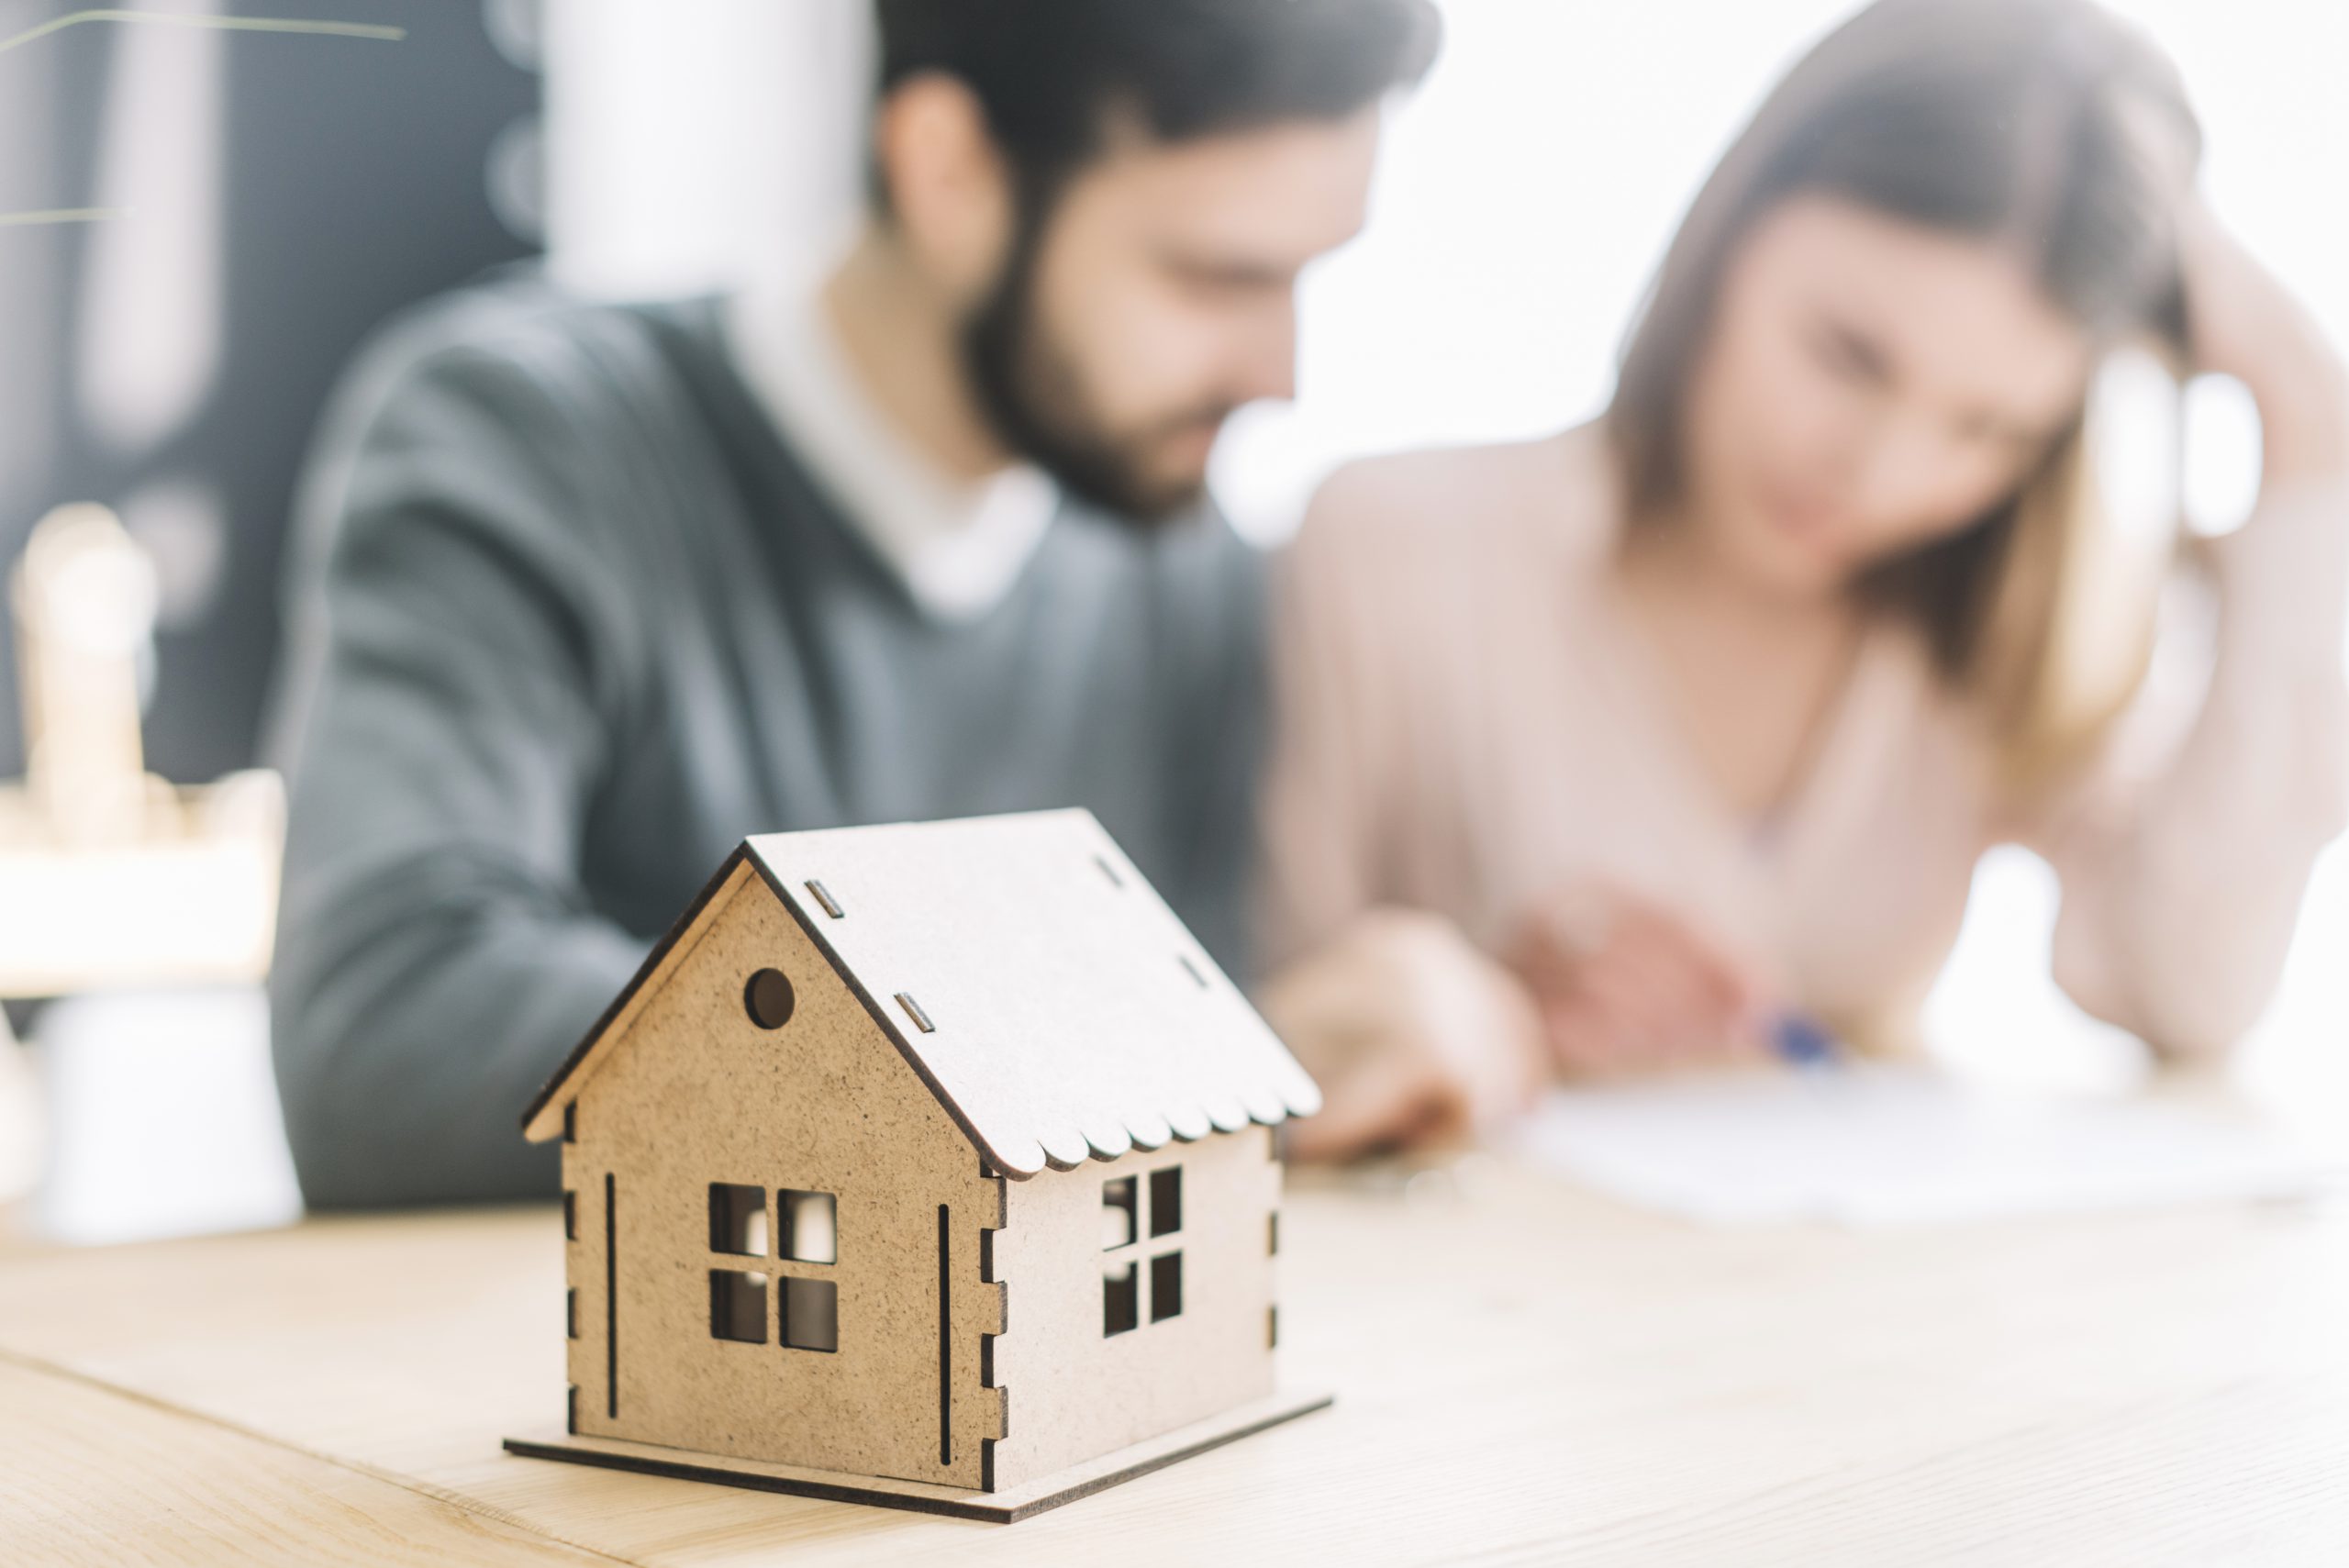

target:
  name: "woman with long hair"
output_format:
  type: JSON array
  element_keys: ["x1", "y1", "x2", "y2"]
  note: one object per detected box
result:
[{"x1": 1259, "y1": 0, "x2": 2349, "y2": 1158}]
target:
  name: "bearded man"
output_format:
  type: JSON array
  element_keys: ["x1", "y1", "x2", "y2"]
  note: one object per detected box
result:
[{"x1": 265, "y1": 0, "x2": 1437, "y2": 1205}]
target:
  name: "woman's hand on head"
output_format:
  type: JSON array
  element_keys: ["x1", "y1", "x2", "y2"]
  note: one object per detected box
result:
[
  {"x1": 1504, "y1": 884, "x2": 1776, "y2": 1076},
  {"x1": 1258, "y1": 908, "x2": 1549, "y2": 1163},
  {"x1": 2176, "y1": 201, "x2": 2349, "y2": 483}
]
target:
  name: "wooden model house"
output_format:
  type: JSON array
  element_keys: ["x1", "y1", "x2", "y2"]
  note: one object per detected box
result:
[{"x1": 506, "y1": 810, "x2": 1326, "y2": 1521}]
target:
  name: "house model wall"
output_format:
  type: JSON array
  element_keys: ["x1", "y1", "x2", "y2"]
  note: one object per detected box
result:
[{"x1": 514, "y1": 811, "x2": 1321, "y2": 1506}]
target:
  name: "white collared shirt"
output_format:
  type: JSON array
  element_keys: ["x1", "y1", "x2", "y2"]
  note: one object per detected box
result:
[{"x1": 725, "y1": 261, "x2": 1060, "y2": 622}]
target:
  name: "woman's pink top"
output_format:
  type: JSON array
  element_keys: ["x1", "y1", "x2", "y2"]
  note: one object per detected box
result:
[{"x1": 1260, "y1": 421, "x2": 2349, "y2": 1054}]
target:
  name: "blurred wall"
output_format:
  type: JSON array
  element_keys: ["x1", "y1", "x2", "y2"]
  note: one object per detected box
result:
[
  {"x1": 522, "y1": 0, "x2": 2348, "y2": 543},
  {"x1": 7, "y1": 0, "x2": 2341, "y2": 763},
  {"x1": 0, "y1": 0, "x2": 542, "y2": 784},
  {"x1": 542, "y1": 0, "x2": 869, "y2": 301},
  {"x1": 1211, "y1": 0, "x2": 2349, "y2": 538}
]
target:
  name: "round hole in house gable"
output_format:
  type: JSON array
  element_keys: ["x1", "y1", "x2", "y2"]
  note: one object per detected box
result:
[{"x1": 744, "y1": 968, "x2": 796, "y2": 1030}]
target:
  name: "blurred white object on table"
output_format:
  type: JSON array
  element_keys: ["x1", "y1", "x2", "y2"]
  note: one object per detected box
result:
[
  {"x1": 0, "y1": 504, "x2": 283, "y2": 996},
  {"x1": 0, "y1": 1006, "x2": 38, "y2": 1206},
  {"x1": 1, "y1": 505, "x2": 295, "y2": 1241},
  {"x1": 28, "y1": 986, "x2": 298, "y2": 1245}
]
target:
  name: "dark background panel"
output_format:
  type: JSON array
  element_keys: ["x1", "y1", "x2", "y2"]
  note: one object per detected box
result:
[{"x1": 0, "y1": 0, "x2": 541, "y2": 784}]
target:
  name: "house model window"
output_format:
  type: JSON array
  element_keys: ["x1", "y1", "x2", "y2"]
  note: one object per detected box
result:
[
  {"x1": 781, "y1": 1189, "x2": 837, "y2": 1264},
  {"x1": 1102, "y1": 1168, "x2": 1182, "y2": 1336},
  {"x1": 709, "y1": 1183, "x2": 767, "y2": 1256},
  {"x1": 711, "y1": 1268, "x2": 768, "y2": 1343},
  {"x1": 706, "y1": 1182, "x2": 839, "y2": 1351}
]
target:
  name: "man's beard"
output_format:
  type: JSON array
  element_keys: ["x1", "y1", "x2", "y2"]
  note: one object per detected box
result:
[{"x1": 961, "y1": 230, "x2": 1233, "y2": 525}]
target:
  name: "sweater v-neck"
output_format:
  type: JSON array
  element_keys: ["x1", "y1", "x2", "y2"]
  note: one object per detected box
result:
[
  {"x1": 1582, "y1": 552, "x2": 1880, "y2": 889},
  {"x1": 637, "y1": 295, "x2": 1068, "y2": 643}
]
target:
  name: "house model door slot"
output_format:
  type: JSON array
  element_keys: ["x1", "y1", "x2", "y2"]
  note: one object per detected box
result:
[
  {"x1": 937, "y1": 1204, "x2": 952, "y2": 1467},
  {"x1": 603, "y1": 1173, "x2": 618, "y2": 1418}
]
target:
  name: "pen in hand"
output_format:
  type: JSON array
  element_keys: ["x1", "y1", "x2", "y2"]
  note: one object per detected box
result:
[{"x1": 1768, "y1": 1011, "x2": 1842, "y2": 1068}]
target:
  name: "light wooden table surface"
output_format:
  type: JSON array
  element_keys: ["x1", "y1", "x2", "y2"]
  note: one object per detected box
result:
[{"x1": 2, "y1": 1161, "x2": 2346, "y2": 1566}]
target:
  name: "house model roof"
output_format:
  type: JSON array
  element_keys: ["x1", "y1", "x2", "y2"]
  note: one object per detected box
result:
[{"x1": 522, "y1": 810, "x2": 1320, "y2": 1178}]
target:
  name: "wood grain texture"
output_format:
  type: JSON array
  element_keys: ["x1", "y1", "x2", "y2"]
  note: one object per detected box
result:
[
  {"x1": 3, "y1": 1165, "x2": 2348, "y2": 1563},
  {"x1": 0, "y1": 1357, "x2": 613, "y2": 1567}
]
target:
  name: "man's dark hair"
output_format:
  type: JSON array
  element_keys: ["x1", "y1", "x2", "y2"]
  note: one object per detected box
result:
[{"x1": 872, "y1": 0, "x2": 1442, "y2": 211}]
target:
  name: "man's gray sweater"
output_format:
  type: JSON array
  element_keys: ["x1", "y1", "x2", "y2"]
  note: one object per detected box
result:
[{"x1": 266, "y1": 278, "x2": 1266, "y2": 1207}]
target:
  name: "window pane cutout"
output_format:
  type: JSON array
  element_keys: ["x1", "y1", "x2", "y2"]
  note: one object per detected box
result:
[
  {"x1": 1103, "y1": 1166, "x2": 1187, "y2": 1336},
  {"x1": 781, "y1": 1190, "x2": 836, "y2": 1263},
  {"x1": 783, "y1": 1276, "x2": 838, "y2": 1351},
  {"x1": 1151, "y1": 1251, "x2": 1183, "y2": 1322},
  {"x1": 1101, "y1": 1176, "x2": 1137, "y2": 1250},
  {"x1": 1103, "y1": 1258, "x2": 1139, "y2": 1336},
  {"x1": 1149, "y1": 1168, "x2": 1182, "y2": 1238},
  {"x1": 709, "y1": 1269, "x2": 767, "y2": 1343},
  {"x1": 708, "y1": 1183, "x2": 767, "y2": 1256}
]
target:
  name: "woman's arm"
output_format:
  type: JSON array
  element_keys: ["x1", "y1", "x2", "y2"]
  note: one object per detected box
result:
[{"x1": 2042, "y1": 210, "x2": 2349, "y2": 1057}]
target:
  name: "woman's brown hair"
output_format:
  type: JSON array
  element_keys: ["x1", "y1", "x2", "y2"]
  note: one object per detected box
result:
[{"x1": 1607, "y1": 0, "x2": 2202, "y2": 788}]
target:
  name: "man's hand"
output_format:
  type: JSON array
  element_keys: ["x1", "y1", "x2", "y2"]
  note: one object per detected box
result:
[{"x1": 1259, "y1": 908, "x2": 1549, "y2": 1162}]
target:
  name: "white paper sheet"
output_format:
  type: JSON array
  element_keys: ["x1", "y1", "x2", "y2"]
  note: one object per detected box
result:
[{"x1": 1508, "y1": 1064, "x2": 2349, "y2": 1228}]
